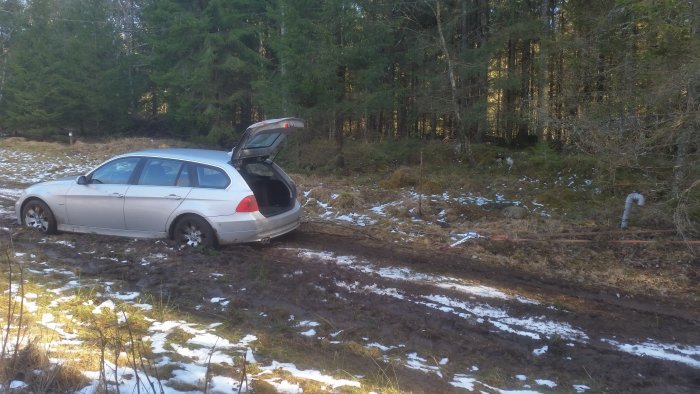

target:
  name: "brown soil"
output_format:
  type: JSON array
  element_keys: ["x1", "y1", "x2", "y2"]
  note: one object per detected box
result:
[{"x1": 3, "y1": 217, "x2": 699, "y2": 393}]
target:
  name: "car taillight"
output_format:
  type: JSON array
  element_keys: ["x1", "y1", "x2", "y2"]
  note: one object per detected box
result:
[{"x1": 236, "y1": 195, "x2": 259, "y2": 213}]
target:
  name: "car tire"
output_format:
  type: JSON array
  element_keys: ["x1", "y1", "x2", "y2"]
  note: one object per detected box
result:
[
  {"x1": 173, "y1": 215, "x2": 216, "y2": 248},
  {"x1": 22, "y1": 199, "x2": 58, "y2": 235}
]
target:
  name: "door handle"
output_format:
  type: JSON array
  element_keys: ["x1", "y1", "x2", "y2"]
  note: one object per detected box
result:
[
  {"x1": 166, "y1": 194, "x2": 182, "y2": 200},
  {"x1": 112, "y1": 193, "x2": 125, "y2": 198}
]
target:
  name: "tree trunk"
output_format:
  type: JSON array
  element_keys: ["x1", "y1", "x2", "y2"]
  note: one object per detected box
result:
[
  {"x1": 504, "y1": 38, "x2": 517, "y2": 142},
  {"x1": 0, "y1": 55, "x2": 7, "y2": 106},
  {"x1": 536, "y1": 0, "x2": 551, "y2": 141},
  {"x1": 435, "y1": 0, "x2": 474, "y2": 164},
  {"x1": 334, "y1": 112, "x2": 345, "y2": 168},
  {"x1": 517, "y1": 39, "x2": 532, "y2": 144}
]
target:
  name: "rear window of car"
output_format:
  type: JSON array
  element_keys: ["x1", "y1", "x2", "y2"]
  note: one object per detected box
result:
[
  {"x1": 245, "y1": 132, "x2": 280, "y2": 149},
  {"x1": 195, "y1": 165, "x2": 230, "y2": 189}
]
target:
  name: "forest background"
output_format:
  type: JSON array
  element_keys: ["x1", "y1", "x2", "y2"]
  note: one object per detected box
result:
[{"x1": 0, "y1": 0, "x2": 698, "y2": 228}]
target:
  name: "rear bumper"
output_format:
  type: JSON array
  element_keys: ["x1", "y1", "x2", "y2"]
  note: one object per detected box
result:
[{"x1": 211, "y1": 201, "x2": 301, "y2": 244}]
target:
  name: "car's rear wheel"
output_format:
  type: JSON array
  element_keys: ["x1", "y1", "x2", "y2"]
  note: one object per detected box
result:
[
  {"x1": 22, "y1": 199, "x2": 57, "y2": 235},
  {"x1": 174, "y1": 215, "x2": 216, "y2": 248}
]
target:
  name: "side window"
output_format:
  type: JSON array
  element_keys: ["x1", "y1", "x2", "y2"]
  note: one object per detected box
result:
[
  {"x1": 195, "y1": 165, "x2": 230, "y2": 189},
  {"x1": 138, "y1": 158, "x2": 182, "y2": 186},
  {"x1": 90, "y1": 157, "x2": 140, "y2": 185},
  {"x1": 176, "y1": 164, "x2": 192, "y2": 187}
]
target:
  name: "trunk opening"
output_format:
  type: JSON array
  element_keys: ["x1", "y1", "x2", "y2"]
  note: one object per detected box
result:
[{"x1": 237, "y1": 160, "x2": 294, "y2": 217}]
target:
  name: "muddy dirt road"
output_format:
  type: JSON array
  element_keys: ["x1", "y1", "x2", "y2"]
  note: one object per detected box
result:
[{"x1": 3, "y1": 216, "x2": 699, "y2": 393}]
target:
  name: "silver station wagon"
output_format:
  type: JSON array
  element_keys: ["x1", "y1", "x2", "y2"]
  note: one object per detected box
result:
[{"x1": 15, "y1": 118, "x2": 304, "y2": 247}]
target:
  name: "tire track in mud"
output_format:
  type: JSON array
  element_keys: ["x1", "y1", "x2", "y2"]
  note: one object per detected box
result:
[{"x1": 273, "y1": 232, "x2": 700, "y2": 392}]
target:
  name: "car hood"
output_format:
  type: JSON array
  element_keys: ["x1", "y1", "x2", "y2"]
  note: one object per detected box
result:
[
  {"x1": 55, "y1": 175, "x2": 82, "y2": 182},
  {"x1": 231, "y1": 117, "x2": 304, "y2": 164},
  {"x1": 19, "y1": 176, "x2": 80, "y2": 202}
]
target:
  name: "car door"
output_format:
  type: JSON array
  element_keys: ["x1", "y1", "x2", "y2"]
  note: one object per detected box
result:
[
  {"x1": 65, "y1": 156, "x2": 141, "y2": 230},
  {"x1": 124, "y1": 158, "x2": 192, "y2": 233}
]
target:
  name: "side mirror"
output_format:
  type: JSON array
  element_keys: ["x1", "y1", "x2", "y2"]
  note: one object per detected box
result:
[{"x1": 77, "y1": 175, "x2": 88, "y2": 185}]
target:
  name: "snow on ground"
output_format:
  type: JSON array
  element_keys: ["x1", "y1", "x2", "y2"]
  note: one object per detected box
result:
[
  {"x1": 304, "y1": 186, "x2": 550, "y2": 235},
  {"x1": 294, "y1": 248, "x2": 528, "y2": 303},
  {"x1": 601, "y1": 339, "x2": 700, "y2": 369},
  {"x1": 6, "y1": 251, "x2": 365, "y2": 394},
  {"x1": 0, "y1": 187, "x2": 22, "y2": 201},
  {"x1": 0, "y1": 148, "x2": 99, "y2": 186}
]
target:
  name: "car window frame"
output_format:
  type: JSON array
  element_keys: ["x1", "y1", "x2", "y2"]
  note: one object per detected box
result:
[
  {"x1": 87, "y1": 156, "x2": 232, "y2": 189},
  {"x1": 191, "y1": 163, "x2": 231, "y2": 189},
  {"x1": 87, "y1": 157, "x2": 143, "y2": 185},
  {"x1": 137, "y1": 157, "x2": 186, "y2": 187}
]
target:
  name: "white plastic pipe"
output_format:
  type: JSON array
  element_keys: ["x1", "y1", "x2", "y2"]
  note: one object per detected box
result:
[{"x1": 620, "y1": 193, "x2": 645, "y2": 229}]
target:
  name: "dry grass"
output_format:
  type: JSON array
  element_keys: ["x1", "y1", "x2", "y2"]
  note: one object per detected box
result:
[
  {"x1": 1, "y1": 136, "x2": 190, "y2": 160},
  {"x1": 330, "y1": 192, "x2": 365, "y2": 210},
  {"x1": 1, "y1": 343, "x2": 89, "y2": 393},
  {"x1": 304, "y1": 186, "x2": 333, "y2": 202},
  {"x1": 0, "y1": 243, "x2": 88, "y2": 393}
]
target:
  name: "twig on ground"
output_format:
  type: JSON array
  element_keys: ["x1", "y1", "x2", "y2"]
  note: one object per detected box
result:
[
  {"x1": 237, "y1": 356, "x2": 248, "y2": 394},
  {"x1": 203, "y1": 338, "x2": 219, "y2": 393},
  {"x1": 123, "y1": 311, "x2": 142, "y2": 394}
]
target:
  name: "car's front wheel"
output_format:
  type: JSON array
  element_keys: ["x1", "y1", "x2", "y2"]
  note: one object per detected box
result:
[
  {"x1": 173, "y1": 215, "x2": 216, "y2": 248},
  {"x1": 22, "y1": 199, "x2": 58, "y2": 234}
]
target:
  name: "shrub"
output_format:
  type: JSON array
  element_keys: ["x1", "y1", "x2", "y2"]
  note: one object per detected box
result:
[{"x1": 381, "y1": 167, "x2": 419, "y2": 189}]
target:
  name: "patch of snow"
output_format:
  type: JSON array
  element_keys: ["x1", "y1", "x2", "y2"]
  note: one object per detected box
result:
[
  {"x1": 258, "y1": 361, "x2": 361, "y2": 389},
  {"x1": 300, "y1": 329, "x2": 316, "y2": 337},
  {"x1": 450, "y1": 231, "x2": 482, "y2": 247},
  {"x1": 263, "y1": 378, "x2": 303, "y2": 393},
  {"x1": 602, "y1": 338, "x2": 700, "y2": 369},
  {"x1": 297, "y1": 320, "x2": 320, "y2": 328},
  {"x1": 535, "y1": 379, "x2": 557, "y2": 388},
  {"x1": 404, "y1": 352, "x2": 444, "y2": 377},
  {"x1": 92, "y1": 300, "x2": 116, "y2": 314},
  {"x1": 450, "y1": 374, "x2": 477, "y2": 390},
  {"x1": 296, "y1": 248, "x2": 537, "y2": 304},
  {"x1": 533, "y1": 345, "x2": 548, "y2": 356},
  {"x1": 111, "y1": 291, "x2": 140, "y2": 301},
  {"x1": 54, "y1": 240, "x2": 75, "y2": 248},
  {"x1": 9, "y1": 380, "x2": 28, "y2": 389}
]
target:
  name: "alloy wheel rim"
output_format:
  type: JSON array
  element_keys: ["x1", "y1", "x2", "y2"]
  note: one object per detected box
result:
[
  {"x1": 25, "y1": 207, "x2": 48, "y2": 231},
  {"x1": 183, "y1": 224, "x2": 203, "y2": 247}
]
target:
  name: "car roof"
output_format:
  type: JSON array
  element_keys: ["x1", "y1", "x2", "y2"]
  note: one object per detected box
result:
[{"x1": 123, "y1": 148, "x2": 232, "y2": 167}]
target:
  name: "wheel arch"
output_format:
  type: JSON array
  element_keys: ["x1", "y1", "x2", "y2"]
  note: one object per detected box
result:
[
  {"x1": 20, "y1": 197, "x2": 58, "y2": 234},
  {"x1": 19, "y1": 196, "x2": 49, "y2": 224},
  {"x1": 168, "y1": 212, "x2": 218, "y2": 241}
]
